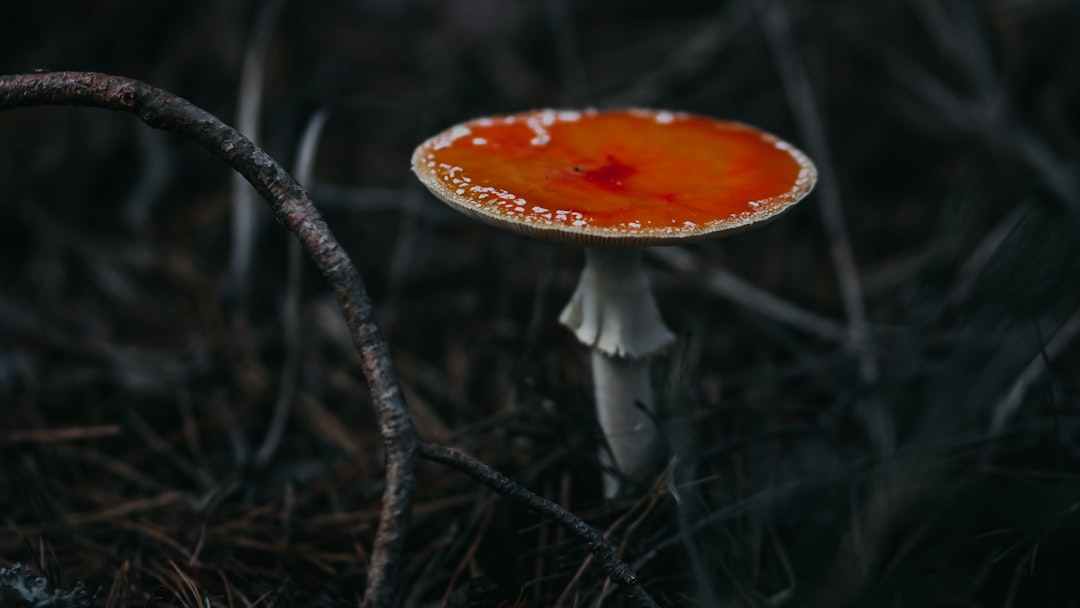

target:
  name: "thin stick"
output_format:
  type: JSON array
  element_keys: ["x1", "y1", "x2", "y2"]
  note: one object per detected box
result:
[
  {"x1": 0, "y1": 71, "x2": 416, "y2": 608},
  {"x1": 992, "y1": 306, "x2": 1080, "y2": 433},
  {"x1": 417, "y1": 442, "x2": 660, "y2": 608},
  {"x1": 753, "y1": 0, "x2": 891, "y2": 451},
  {"x1": 701, "y1": 269, "x2": 848, "y2": 343},
  {"x1": 441, "y1": 499, "x2": 497, "y2": 606},
  {"x1": 647, "y1": 246, "x2": 848, "y2": 341},
  {"x1": 253, "y1": 108, "x2": 329, "y2": 468},
  {"x1": 228, "y1": 0, "x2": 287, "y2": 300},
  {"x1": 556, "y1": 473, "x2": 665, "y2": 608},
  {"x1": 1, "y1": 425, "x2": 122, "y2": 444},
  {"x1": 609, "y1": 2, "x2": 752, "y2": 107}
]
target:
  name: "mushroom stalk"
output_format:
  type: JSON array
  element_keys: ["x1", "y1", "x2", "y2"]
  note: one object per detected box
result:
[
  {"x1": 560, "y1": 247, "x2": 675, "y2": 359},
  {"x1": 591, "y1": 350, "x2": 662, "y2": 497},
  {"x1": 412, "y1": 108, "x2": 817, "y2": 499},
  {"x1": 560, "y1": 247, "x2": 674, "y2": 495}
]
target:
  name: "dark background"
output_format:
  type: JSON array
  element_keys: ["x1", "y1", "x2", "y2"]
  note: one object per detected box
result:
[{"x1": 2, "y1": 1, "x2": 1079, "y2": 606}]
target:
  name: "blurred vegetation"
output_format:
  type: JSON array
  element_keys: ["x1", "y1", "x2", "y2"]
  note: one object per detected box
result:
[{"x1": 2, "y1": 0, "x2": 1079, "y2": 606}]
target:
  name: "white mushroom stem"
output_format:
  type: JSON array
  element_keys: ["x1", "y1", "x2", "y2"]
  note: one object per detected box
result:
[
  {"x1": 559, "y1": 247, "x2": 675, "y2": 359},
  {"x1": 591, "y1": 350, "x2": 662, "y2": 497},
  {"x1": 559, "y1": 247, "x2": 675, "y2": 496}
]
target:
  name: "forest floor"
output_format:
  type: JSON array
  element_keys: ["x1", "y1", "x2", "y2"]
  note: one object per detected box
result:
[{"x1": 2, "y1": 1, "x2": 1079, "y2": 606}]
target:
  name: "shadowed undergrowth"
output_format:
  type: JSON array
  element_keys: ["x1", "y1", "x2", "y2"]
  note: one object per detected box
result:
[{"x1": 2, "y1": 0, "x2": 1079, "y2": 606}]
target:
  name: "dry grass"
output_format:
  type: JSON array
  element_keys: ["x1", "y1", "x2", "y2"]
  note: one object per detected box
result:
[{"x1": 2, "y1": 0, "x2": 1079, "y2": 606}]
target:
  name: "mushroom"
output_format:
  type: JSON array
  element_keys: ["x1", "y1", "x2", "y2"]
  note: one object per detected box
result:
[{"x1": 411, "y1": 108, "x2": 816, "y2": 496}]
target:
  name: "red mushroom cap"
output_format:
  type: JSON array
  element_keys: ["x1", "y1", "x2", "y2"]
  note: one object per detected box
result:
[{"x1": 411, "y1": 108, "x2": 816, "y2": 247}]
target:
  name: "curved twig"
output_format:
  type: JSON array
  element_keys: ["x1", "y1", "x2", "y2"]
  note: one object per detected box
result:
[
  {"x1": 417, "y1": 442, "x2": 659, "y2": 608},
  {"x1": 0, "y1": 71, "x2": 661, "y2": 608},
  {"x1": 0, "y1": 71, "x2": 416, "y2": 608}
]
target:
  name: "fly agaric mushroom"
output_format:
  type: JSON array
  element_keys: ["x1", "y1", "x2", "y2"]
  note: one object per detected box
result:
[{"x1": 411, "y1": 108, "x2": 815, "y2": 496}]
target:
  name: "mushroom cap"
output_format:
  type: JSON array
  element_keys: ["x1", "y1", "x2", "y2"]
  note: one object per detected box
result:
[{"x1": 411, "y1": 108, "x2": 816, "y2": 247}]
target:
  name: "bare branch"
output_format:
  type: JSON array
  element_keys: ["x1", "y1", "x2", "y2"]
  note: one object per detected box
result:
[
  {"x1": 0, "y1": 71, "x2": 416, "y2": 608},
  {"x1": 417, "y1": 442, "x2": 660, "y2": 608}
]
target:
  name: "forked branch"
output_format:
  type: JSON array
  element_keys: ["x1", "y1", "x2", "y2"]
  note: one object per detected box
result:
[
  {"x1": 418, "y1": 442, "x2": 659, "y2": 608},
  {"x1": 0, "y1": 70, "x2": 415, "y2": 608},
  {"x1": 0, "y1": 71, "x2": 658, "y2": 608}
]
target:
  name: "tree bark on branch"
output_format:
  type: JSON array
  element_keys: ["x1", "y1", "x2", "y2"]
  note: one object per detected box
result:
[
  {"x1": 0, "y1": 71, "x2": 658, "y2": 608},
  {"x1": 0, "y1": 70, "x2": 416, "y2": 608}
]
